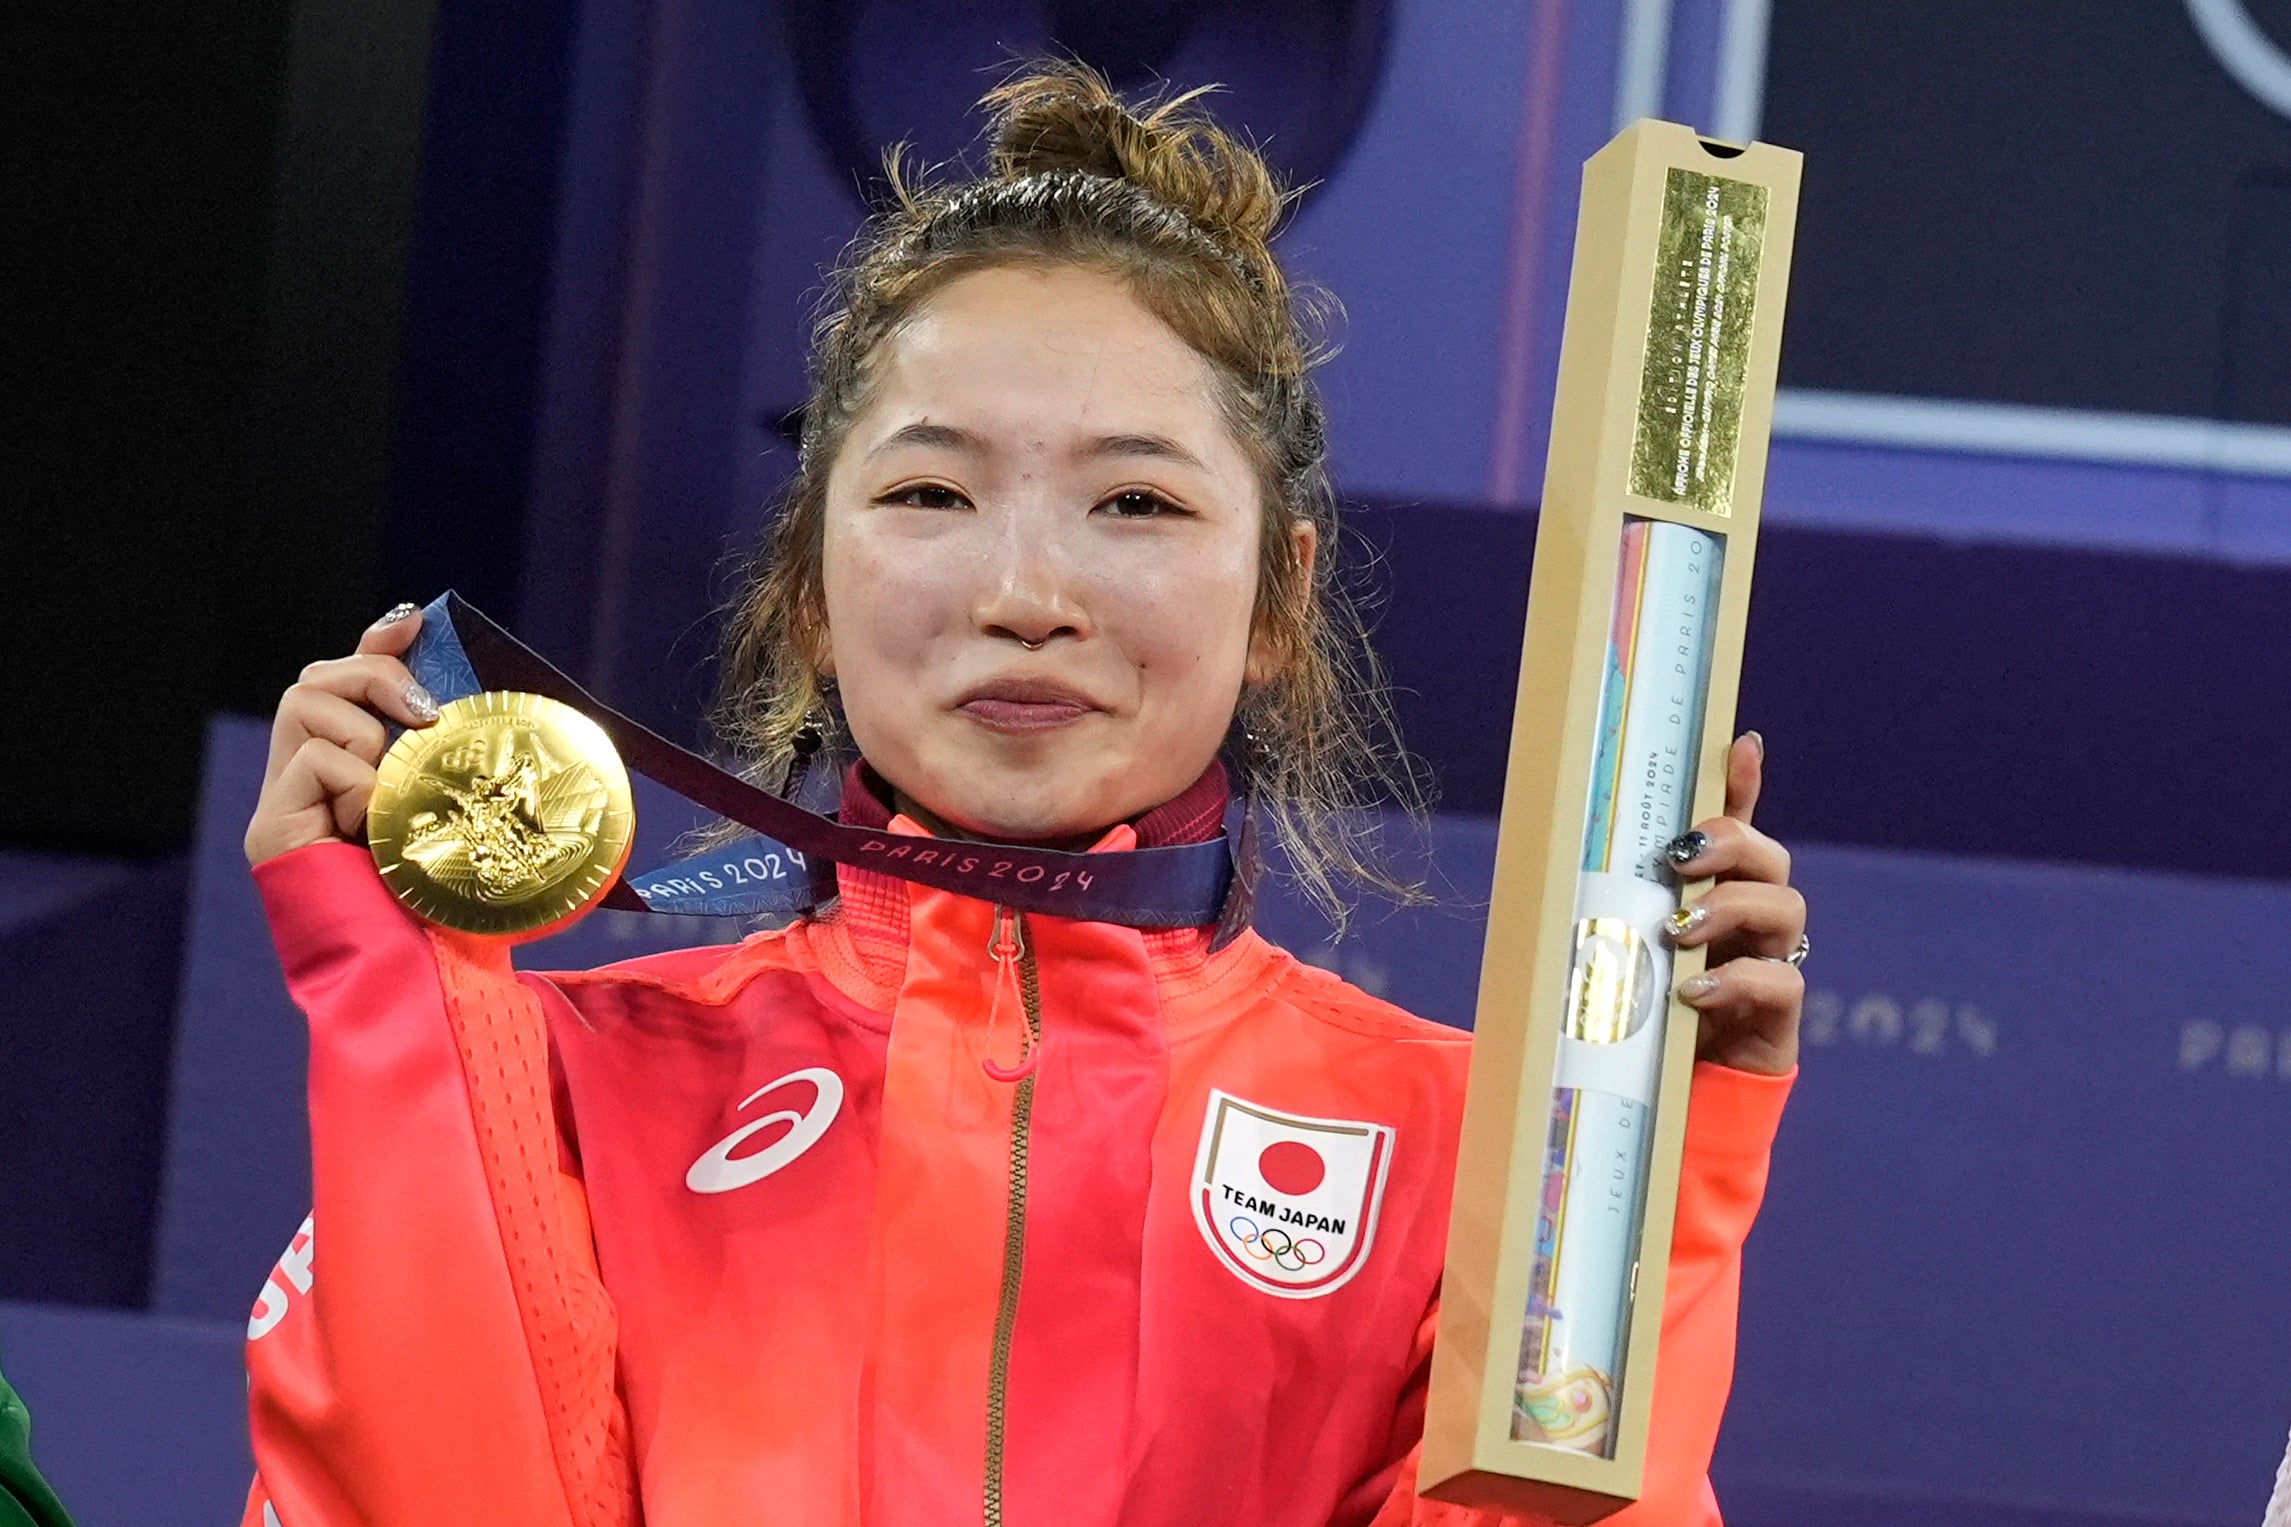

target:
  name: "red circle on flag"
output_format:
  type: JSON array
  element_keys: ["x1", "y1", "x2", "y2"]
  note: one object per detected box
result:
[{"x1": 1257, "y1": 1140, "x2": 1326, "y2": 1196}]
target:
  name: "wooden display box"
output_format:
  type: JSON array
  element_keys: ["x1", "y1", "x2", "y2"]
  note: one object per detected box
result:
[{"x1": 1419, "y1": 120, "x2": 1801, "y2": 1520}]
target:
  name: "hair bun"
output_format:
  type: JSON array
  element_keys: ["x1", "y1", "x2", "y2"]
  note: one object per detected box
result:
[{"x1": 982, "y1": 63, "x2": 1286, "y2": 257}]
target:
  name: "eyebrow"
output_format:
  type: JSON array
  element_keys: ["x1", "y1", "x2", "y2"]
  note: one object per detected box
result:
[
  {"x1": 862, "y1": 421, "x2": 1209, "y2": 472},
  {"x1": 864, "y1": 421, "x2": 987, "y2": 461},
  {"x1": 1083, "y1": 432, "x2": 1207, "y2": 470}
]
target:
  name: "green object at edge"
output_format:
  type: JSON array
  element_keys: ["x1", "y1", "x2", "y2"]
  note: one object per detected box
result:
[{"x1": 0, "y1": 1374, "x2": 73, "y2": 1527}]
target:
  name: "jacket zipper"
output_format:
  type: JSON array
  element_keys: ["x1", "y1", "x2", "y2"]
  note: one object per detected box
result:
[{"x1": 983, "y1": 908, "x2": 1042, "y2": 1527}]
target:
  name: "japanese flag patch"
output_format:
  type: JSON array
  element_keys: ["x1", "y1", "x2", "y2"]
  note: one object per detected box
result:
[{"x1": 1191, "y1": 1089, "x2": 1395, "y2": 1299}]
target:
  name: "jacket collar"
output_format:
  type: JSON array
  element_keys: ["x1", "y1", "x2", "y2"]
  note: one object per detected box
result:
[
  {"x1": 810, "y1": 759, "x2": 1257, "y2": 1020},
  {"x1": 831, "y1": 758, "x2": 1232, "y2": 851}
]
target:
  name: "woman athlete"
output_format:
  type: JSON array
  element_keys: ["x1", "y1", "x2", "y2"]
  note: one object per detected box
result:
[{"x1": 237, "y1": 66, "x2": 1807, "y2": 1527}]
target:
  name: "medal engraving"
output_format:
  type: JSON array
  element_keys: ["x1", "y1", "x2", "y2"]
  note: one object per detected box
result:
[{"x1": 369, "y1": 691, "x2": 634, "y2": 937}]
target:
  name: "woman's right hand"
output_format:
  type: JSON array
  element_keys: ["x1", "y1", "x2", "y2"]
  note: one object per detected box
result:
[{"x1": 243, "y1": 603, "x2": 443, "y2": 867}]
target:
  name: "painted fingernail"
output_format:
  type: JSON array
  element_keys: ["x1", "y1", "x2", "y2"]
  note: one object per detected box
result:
[
  {"x1": 1677, "y1": 973, "x2": 1721, "y2": 1001},
  {"x1": 377, "y1": 601, "x2": 420, "y2": 626},
  {"x1": 405, "y1": 682, "x2": 440, "y2": 722},
  {"x1": 1665, "y1": 905, "x2": 1708, "y2": 940},
  {"x1": 1743, "y1": 730, "x2": 1765, "y2": 760},
  {"x1": 1662, "y1": 830, "x2": 1710, "y2": 867}
]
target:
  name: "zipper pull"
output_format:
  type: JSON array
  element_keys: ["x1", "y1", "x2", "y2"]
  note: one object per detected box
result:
[{"x1": 982, "y1": 907, "x2": 1040, "y2": 1083}]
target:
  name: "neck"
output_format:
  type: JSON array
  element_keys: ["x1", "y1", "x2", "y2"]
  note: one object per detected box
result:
[{"x1": 886, "y1": 788, "x2": 1105, "y2": 853}]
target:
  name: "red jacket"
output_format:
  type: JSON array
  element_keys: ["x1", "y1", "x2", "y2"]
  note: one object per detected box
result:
[{"x1": 240, "y1": 817, "x2": 1787, "y2": 1526}]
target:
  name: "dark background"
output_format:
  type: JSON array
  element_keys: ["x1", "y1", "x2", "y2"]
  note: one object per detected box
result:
[
  {"x1": 1766, "y1": 0, "x2": 2291, "y2": 424},
  {"x1": 11, "y1": 2, "x2": 409, "y2": 852}
]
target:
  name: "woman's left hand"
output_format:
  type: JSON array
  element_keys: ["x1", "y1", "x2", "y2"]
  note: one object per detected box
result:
[{"x1": 1660, "y1": 732, "x2": 1806, "y2": 1077}]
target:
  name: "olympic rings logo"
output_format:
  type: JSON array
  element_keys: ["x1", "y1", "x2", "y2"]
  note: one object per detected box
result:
[{"x1": 1228, "y1": 1216, "x2": 1327, "y2": 1272}]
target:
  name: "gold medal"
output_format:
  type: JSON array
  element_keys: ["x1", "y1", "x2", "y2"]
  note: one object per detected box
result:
[{"x1": 368, "y1": 691, "x2": 635, "y2": 939}]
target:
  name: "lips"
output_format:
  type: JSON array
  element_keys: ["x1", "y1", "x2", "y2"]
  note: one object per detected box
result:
[{"x1": 957, "y1": 677, "x2": 1100, "y2": 734}]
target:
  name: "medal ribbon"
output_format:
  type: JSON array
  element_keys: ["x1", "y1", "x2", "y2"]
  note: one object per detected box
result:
[{"x1": 402, "y1": 592, "x2": 1250, "y2": 935}]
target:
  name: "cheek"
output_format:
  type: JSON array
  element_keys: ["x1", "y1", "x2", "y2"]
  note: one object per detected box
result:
[
  {"x1": 821, "y1": 520, "x2": 939, "y2": 673},
  {"x1": 1100, "y1": 534, "x2": 1261, "y2": 685},
  {"x1": 821, "y1": 527, "x2": 928, "y2": 766}
]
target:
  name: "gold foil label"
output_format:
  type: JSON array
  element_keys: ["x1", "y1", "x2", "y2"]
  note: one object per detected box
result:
[
  {"x1": 1629, "y1": 167, "x2": 1767, "y2": 515},
  {"x1": 1564, "y1": 916, "x2": 1657, "y2": 1044}
]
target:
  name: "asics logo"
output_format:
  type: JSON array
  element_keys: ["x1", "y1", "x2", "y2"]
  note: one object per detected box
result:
[{"x1": 685, "y1": 1066, "x2": 845, "y2": 1194}]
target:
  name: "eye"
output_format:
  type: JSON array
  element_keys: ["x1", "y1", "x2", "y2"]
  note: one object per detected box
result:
[
  {"x1": 1096, "y1": 488, "x2": 1188, "y2": 519},
  {"x1": 875, "y1": 481, "x2": 972, "y2": 511}
]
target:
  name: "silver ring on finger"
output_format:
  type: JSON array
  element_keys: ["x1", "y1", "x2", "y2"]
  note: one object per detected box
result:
[{"x1": 1760, "y1": 932, "x2": 1809, "y2": 968}]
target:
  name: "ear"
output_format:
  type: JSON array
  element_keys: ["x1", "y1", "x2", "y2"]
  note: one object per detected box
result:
[
  {"x1": 1244, "y1": 517, "x2": 1317, "y2": 686},
  {"x1": 800, "y1": 601, "x2": 837, "y2": 682}
]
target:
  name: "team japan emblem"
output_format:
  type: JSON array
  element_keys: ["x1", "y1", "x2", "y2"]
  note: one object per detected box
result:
[{"x1": 1191, "y1": 1089, "x2": 1395, "y2": 1299}]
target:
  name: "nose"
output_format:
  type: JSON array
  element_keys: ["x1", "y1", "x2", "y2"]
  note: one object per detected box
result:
[{"x1": 974, "y1": 505, "x2": 1088, "y2": 650}]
